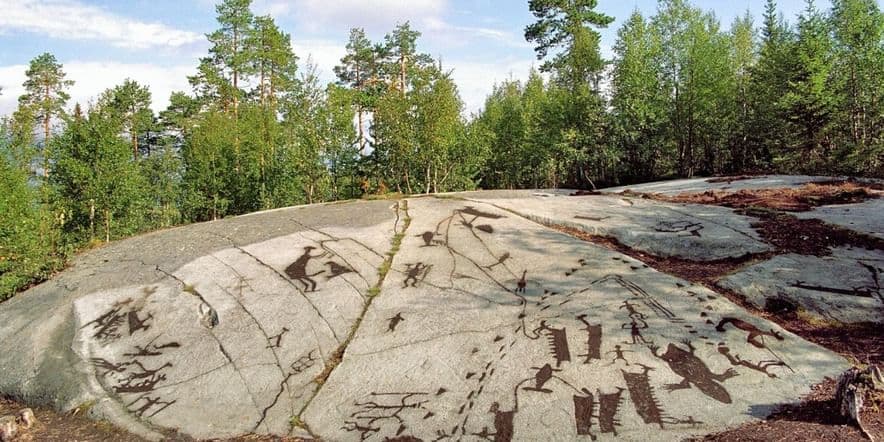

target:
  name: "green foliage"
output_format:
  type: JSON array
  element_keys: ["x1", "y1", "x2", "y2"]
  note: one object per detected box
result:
[
  {"x1": 18, "y1": 52, "x2": 73, "y2": 176},
  {"x1": 0, "y1": 154, "x2": 62, "y2": 300},
  {"x1": 99, "y1": 79, "x2": 154, "y2": 160},
  {"x1": 610, "y1": 10, "x2": 669, "y2": 180},
  {"x1": 525, "y1": 0, "x2": 614, "y2": 87},
  {"x1": 778, "y1": 0, "x2": 838, "y2": 171},
  {"x1": 51, "y1": 104, "x2": 151, "y2": 242}
]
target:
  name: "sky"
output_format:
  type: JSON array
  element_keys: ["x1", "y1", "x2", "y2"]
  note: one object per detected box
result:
[{"x1": 0, "y1": 0, "x2": 843, "y2": 118}]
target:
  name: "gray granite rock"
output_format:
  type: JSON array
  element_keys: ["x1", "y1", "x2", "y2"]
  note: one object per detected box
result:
[
  {"x1": 0, "y1": 188, "x2": 867, "y2": 441},
  {"x1": 718, "y1": 247, "x2": 884, "y2": 324}
]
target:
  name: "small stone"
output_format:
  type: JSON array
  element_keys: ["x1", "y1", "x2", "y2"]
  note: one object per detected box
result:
[
  {"x1": 0, "y1": 415, "x2": 17, "y2": 442},
  {"x1": 17, "y1": 408, "x2": 35, "y2": 429}
]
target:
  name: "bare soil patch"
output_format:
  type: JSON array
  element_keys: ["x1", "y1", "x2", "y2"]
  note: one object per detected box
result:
[
  {"x1": 0, "y1": 396, "x2": 309, "y2": 441},
  {"x1": 740, "y1": 208, "x2": 884, "y2": 256},
  {"x1": 624, "y1": 181, "x2": 880, "y2": 212},
  {"x1": 0, "y1": 397, "x2": 142, "y2": 441},
  {"x1": 706, "y1": 175, "x2": 760, "y2": 184},
  {"x1": 689, "y1": 378, "x2": 870, "y2": 442}
]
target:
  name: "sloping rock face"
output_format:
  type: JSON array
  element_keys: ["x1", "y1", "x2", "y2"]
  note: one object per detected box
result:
[{"x1": 1, "y1": 178, "x2": 879, "y2": 441}]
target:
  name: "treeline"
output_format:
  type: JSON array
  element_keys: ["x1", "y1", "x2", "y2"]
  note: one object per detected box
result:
[
  {"x1": 474, "y1": 0, "x2": 883, "y2": 189},
  {"x1": 1, "y1": 0, "x2": 882, "y2": 299}
]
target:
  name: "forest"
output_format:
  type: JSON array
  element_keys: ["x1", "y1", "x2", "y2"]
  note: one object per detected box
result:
[{"x1": 0, "y1": 0, "x2": 882, "y2": 299}]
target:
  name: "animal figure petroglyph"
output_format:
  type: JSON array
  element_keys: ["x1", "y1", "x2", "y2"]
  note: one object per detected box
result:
[
  {"x1": 325, "y1": 261, "x2": 354, "y2": 279},
  {"x1": 516, "y1": 271, "x2": 527, "y2": 293},
  {"x1": 285, "y1": 246, "x2": 327, "y2": 292},
  {"x1": 715, "y1": 317, "x2": 783, "y2": 348},
  {"x1": 649, "y1": 340, "x2": 738, "y2": 404}
]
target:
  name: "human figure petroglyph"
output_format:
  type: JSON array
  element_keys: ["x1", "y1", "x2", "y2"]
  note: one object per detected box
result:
[
  {"x1": 403, "y1": 263, "x2": 430, "y2": 288},
  {"x1": 607, "y1": 345, "x2": 633, "y2": 366},
  {"x1": 267, "y1": 327, "x2": 290, "y2": 349},
  {"x1": 285, "y1": 246, "x2": 328, "y2": 292},
  {"x1": 623, "y1": 318, "x2": 652, "y2": 345}
]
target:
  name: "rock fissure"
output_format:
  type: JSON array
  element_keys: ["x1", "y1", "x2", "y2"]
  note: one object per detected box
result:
[{"x1": 295, "y1": 199, "x2": 412, "y2": 433}]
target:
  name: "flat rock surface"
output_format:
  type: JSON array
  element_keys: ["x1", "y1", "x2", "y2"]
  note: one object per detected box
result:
[
  {"x1": 304, "y1": 198, "x2": 845, "y2": 441},
  {"x1": 718, "y1": 247, "x2": 884, "y2": 324},
  {"x1": 795, "y1": 199, "x2": 884, "y2": 239},
  {"x1": 458, "y1": 190, "x2": 772, "y2": 260},
  {"x1": 600, "y1": 175, "x2": 836, "y2": 196},
  {"x1": 2, "y1": 182, "x2": 879, "y2": 441}
]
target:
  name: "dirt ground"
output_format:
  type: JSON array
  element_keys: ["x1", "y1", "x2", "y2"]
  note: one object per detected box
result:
[
  {"x1": 0, "y1": 397, "x2": 307, "y2": 441},
  {"x1": 623, "y1": 180, "x2": 881, "y2": 212}
]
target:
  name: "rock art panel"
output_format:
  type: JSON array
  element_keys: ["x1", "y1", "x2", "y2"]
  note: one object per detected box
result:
[
  {"x1": 72, "y1": 221, "x2": 391, "y2": 439},
  {"x1": 718, "y1": 247, "x2": 884, "y2": 324},
  {"x1": 459, "y1": 191, "x2": 772, "y2": 260},
  {"x1": 303, "y1": 197, "x2": 848, "y2": 441}
]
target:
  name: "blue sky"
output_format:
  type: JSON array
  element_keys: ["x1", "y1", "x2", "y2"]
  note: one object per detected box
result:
[{"x1": 0, "y1": 0, "x2": 845, "y2": 117}]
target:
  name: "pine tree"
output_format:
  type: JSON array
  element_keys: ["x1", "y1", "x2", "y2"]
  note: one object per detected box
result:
[
  {"x1": 251, "y1": 15, "x2": 298, "y2": 108},
  {"x1": 99, "y1": 79, "x2": 153, "y2": 160},
  {"x1": 830, "y1": 0, "x2": 884, "y2": 174},
  {"x1": 191, "y1": 0, "x2": 255, "y2": 115},
  {"x1": 335, "y1": 28, "x2": 377, "y2": 153},
  {"x1": 781, "y1": 0, "x2": 837, "y2": 171},
  {"x1": 524, "y1": 0, "x2": 614, "y2": 89},
  {"x1": 17, "y1": 53, "x2": 73, "y2": 177}
]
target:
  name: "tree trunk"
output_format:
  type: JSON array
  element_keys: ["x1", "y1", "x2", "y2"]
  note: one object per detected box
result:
[
  {"x1": 104, "y1": 209, "x2": 110, "y2": 243},
  {"x1": 400, "y1": 54, "x2": 407, "y2": 96},
  {"x1": 89, "y1": 200, "x2": 95, "y2": 242},
  {"x1": 132, "y1": 131, "x2": 139, "y2": 161},
  {"x1": 43, "y1": 82, "x2": 51, "y2": 177}
]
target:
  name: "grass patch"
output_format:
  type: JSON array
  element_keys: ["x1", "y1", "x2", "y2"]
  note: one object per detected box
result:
[
  {"x1": 298, "y1": 199, "x2": 412, "y2": 422},
  {"x1": 361, "y1": 192, "x2": 406, "y2": 201}
]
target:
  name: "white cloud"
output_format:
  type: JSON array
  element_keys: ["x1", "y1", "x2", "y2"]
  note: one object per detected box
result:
[
  {"x1": 0, "y1": 0, "x2": 202, "y2": 49},
  {"x1": 420, "y1": 17, "x2": 531, "y2": 50},
  {"x1": 278, "y1": 0, "x2": 447, "y2": 33},
  {"x1": 292, "y1": 39, "x2": 347, "y2": 83},
  {"x1": 445, "y1": 57, "x2": 539, "y2": 115},
  {"x1": 0, "y1": 62, "x2": 194, "y2": 117}
]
